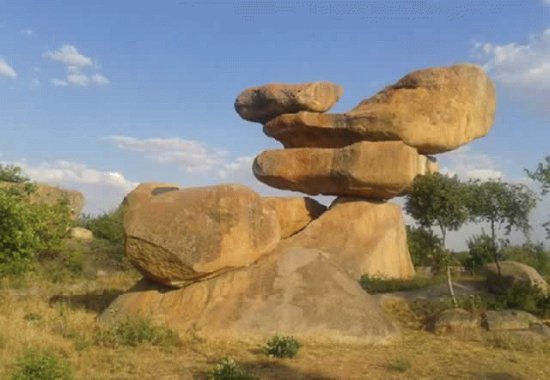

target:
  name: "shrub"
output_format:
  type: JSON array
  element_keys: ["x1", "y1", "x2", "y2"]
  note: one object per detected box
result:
[
  {"x1": 387, "y1": 357, "x2": 411, "y2": 372},
  {"x1": 77, "y1": 207, "x2": 124, "y2": 244},
  {"x1": 406, "y1": 226, "x2": 446, "y2": 272},
  {"x1": 464, "y1": 233, "x2": 494, "y2": 271},
  {"x1": 206, "y1": 358, "x2": 257, "y2": 380},
  {"x1": 495, "y1": 281, "x2": 549, "y2": 318},
  {"x1": 11, "y1": 348, "x2": 73, "y2": 380},
  {"x1": 359, "y1": 275, "x2": 441, "y2": 294},
  {"x1": 96, "y1": 318, "x2": 179, "y2": 347},
  {"x1": 0, "y1": 184, "x2": 72, "y2": 276},
  {"x1": 0, "y1": 164, "x2": 28, "y2": 183},
  {"x1": 501, "y1": 242, "x2": 550, "y2": 276},
  {"x1": 263, "y1": 335, "x2": 300, "y2": 358}
]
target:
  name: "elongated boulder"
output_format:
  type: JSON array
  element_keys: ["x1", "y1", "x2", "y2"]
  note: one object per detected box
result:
[
  {"x1": 235, "y1": 82, "x2": 343, "y2": 123},
  {"x1": 264, "y1": 64, "x2": 495, "y2": 154},
  {"x1": 263, "y1": 196, "x2": 327, "y2": 238},
  {"x1": 124, "y1": 184, "x2": 281, "y2": 287},
  {"x1": 484, "y1": 261, "x2": 550, "y2": 294},
  {"x1": 253, "y1": 141, "x2": 438, "y2": 199},
  {"x1": 281, "y1": 198, "x2": 414, "y2": 279},
  {"x1": 100, "y1": 247, "x2": 398, "y2": 343}
]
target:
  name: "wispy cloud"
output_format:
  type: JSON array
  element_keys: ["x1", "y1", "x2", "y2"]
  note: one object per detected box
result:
[
  {"x1": 0, "y1": 58, "x2": 17, "y2": 79},
  {"x1": 474, "y1": 29, "x2": 550, "y2": 99},
  {"x1": 44, "y1": 44, "x2": 109, "y2": 87},
  {"x1": 20, "y1": 29, "x2": 34, "y2": 36},
  {"x1": 107, "y1": 136, "x2": 230, "y2": 173},
  {"x1": 439, "y1": 146, "x2": 504, "y2": 181}
]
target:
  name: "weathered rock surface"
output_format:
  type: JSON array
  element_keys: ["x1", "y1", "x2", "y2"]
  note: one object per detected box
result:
[
  {"x1": 235, "y1": 82, "x2": 343, "y2": 123},
  {"x1": 484, "y1": 310, "x2": 538, "y2": 331},
  {"x1": 484, "y1": 261, "x2": 550, "y2": 294},
  {"x1": 264, "y1": 64, "x2": 495, "y2": 154},
  {"x1": 100, "y1": 247, "x2": 398, "y2": 342},
  {"x1": 433, "y1": 308, "x2": 480, "y2": 334},
  {"x1": 253, "y1": 141, "x2": 438, "y2": 199},
  {"x1": 123, "y1": 182, "x2": 180, "y2": 209},
  {"x1": 280, "y1": 198, "x2": 414, "y2": 279},
  {"x1": 69, "y1": 227, "x2": 93, "y2": 241},
  {"x1": 124, "y1": 184, "x2": 281, "y2": 287},
  {"x1": 263, "y1": 196, "x2": 326, "y2": 238},
  {"x1": 0, "y1": 182, "x2": 85, "y2": 219}
]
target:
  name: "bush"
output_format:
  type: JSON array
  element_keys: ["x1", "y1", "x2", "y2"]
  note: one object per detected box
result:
[
  {"x1": 0, "y1": 164, "x2": 28, "y2": 183},
  {"x1": 263, "y1": 335, "x2": 301, "y2": 358},
  {"x1": 464, "y1": 233, "x2": 495, "y2": 271},
  {"x1": 501, "y1": 242, "x2": 550, "y2": 276},
  {"x1": 77, "y1": 207, "x2": 124, "y2": 244},
  {"x1": 0, "y1": 184, "x2": 72, "y2": 276},
  {"x1": 96, "y1": 318, "x2": 179, "y2": 347},
  {"x1": 387, "y1": 357, "x2": 411, "y2": 372},
  {"x1": 206, "y1": 358, "x2": 257, "y2": 380},
  {"x1": 11, "y1": 348, "x2": 73, "y2": 380},
  {"x1": 406, "y1": 226, "x2": 446, "y2": 272},
  {"x1": 495, "y1": 281, "x2": 549, "y2": 318},
  {"x1": 359, "y1": 275, "x2": 441, "y2": 294}
]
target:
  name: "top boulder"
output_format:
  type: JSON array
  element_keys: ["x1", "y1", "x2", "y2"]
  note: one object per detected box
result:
[
  {"x1": 264, "y1": 64, "x2": 496, "y2": 154},
  {"x1": 235, "y1": 82, "x2": 343, "y2": 123}
]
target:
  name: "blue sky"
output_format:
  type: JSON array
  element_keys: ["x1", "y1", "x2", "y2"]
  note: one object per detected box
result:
[{"x1": 1, "y1": 1, "x2": 549, "y2": 248}]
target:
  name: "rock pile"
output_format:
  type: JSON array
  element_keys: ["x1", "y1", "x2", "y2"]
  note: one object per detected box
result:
[{"x1": 101, "y1": 63, "x2": 496, "y2": 342}]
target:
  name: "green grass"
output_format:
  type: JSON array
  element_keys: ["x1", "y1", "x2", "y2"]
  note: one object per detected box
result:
[
  {"x1": 11, "y1": 348, "x2": 73, "y2": 380},
  {"x1": 96, "y1": 318, "x2": 180, "y2": 348}
]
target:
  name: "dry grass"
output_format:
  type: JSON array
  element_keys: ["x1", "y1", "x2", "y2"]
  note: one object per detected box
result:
[{"x1": 1, "y1": 272, "x2": 549, "y2": 380}]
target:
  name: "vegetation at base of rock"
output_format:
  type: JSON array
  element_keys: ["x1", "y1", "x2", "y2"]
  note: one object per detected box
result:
[
  {"x1": 206, "y1": 358, "x2": 257, "y2": 380},
  {"x1": 360, "y1": 275, "x2": 442, "y2": 294},
  {"x1": 11, "y1": 348, "x2": 73, "y2": 380},
  {"x1": 0, "y1": 166, "x2": 72, "y2": 276},
  {"x1": 496, "y1": 282, "x2": 549, "y2": 318},
  {"x1": 387, "y1": 357, "x2": 412, "y2": 372},
  {"x1": 96, "y1": 317, "x2": 180, "y2": 347},
  {"x1": 263, "y1": 335, "x2": 301, "y2": 358}
]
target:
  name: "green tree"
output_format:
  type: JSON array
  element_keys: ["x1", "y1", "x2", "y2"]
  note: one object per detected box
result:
[
  {"x1": 406, "y1": 226, "x2": 446, "y2": 272},
  {"x1": 405, "y1": 173, "x2": 471, "y2": 305},
  {"x1": 526, "y1": 155, "x2": 550, "y2": 239},
  {"x1": 0, "y1": 166, "x2": 71, "y2": 275},
  {"x1": 467, "y1": 180, "x2": 537, "y2": 280},
  {"x1": 0, "y1": 164, "x2": 28, "y2": 183}
]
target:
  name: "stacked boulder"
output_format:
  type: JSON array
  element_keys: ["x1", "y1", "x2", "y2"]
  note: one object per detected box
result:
[{"x1": 100, "y1": 63, "x2": 495, "y2": 342}]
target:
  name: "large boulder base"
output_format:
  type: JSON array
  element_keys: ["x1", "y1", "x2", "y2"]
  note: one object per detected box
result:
[
  {"x1": 484, "y1": 261, "x2": 550, "y2": 294},
  {"x1": 235, "y1": 81, "x2": 343, "y2": 123},
  {"x1": 100, "y1": 247, "x2": 398, "y2": 343},
  {"x1": 124, "y1": 184, "x2": 281, "y2": 288},
  {"x1": 253, "y1": 141, "x2": 438, "y2": 199},
  {"x1": 264, "y1": 64, "x2": 495, "y2": 154},
  {"x1": 280, "y1": 198, "x2": 415, "y2": 280},
  {"x1": 263, "y1": 196, "x2": 327, "y2": 238}
]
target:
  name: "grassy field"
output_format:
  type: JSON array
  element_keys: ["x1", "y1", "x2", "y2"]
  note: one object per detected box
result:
[{"x1": 1, "y1": 268, "x2": 549, "y2": 380}]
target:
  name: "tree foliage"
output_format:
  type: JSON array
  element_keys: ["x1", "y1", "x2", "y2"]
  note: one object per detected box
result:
[
  {"x1": 526, "y1": 155, "x2": 550, "y2": 239},
  {"x1": 0, "y1": 166, "x2": 72, "y2": 275},
  {"x1": 0, "y1": 164, "x2": 28, "y2": 183},
  {"x1": 406, "y1": 226, "x2": 446, "y2": 272},
  {"x1": 467, "y1": 180, "x2": 537, "y2": 277}
]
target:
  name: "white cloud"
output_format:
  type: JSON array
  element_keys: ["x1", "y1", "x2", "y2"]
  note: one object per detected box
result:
[
  {"x1": 67, "y1": 72, "x2": 90, "y2": 86},
  {"x1": 474, "y1": 29, "x2": 550, "y2": 96},
  {"x1": 51, "y1": 78, "x2": 68, "y2": 86},
  {"x1": 0, "y1": 58, "x2": 17, "y2": 79},
  {"x1": 1, "y1": 158, "x2": 138, "y2": 214},
  {"x1": 544, "y1": 0, "x2": 550, "y2": 6},
  {"x1": 20, "y1": 29, "x2": 34, "y2": 36},
  {"x1": 45, "y1": 45, "x2": 92, "y2": 67},
  {"x1": 108, "y1": 136, "x2": 229, "y2": 173},
  {"x1": 438, "y1": 146, "x2": 504, "y2": 181},
  {"x1": 44, "y1": 44, "x2": 109, "y2": 87},
  {"x1": 91, "y1": 73, "x2": 110, "y2": 85}
]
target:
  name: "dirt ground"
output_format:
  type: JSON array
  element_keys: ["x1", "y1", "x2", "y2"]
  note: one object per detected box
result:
[{"x1": 1, "y1": 272, "x2": 549, "y2": 380}]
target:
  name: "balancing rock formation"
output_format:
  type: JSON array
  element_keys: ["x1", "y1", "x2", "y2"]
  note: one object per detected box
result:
[{"x1": 101, "y1": 63, "x2": 495, "y2": 342}]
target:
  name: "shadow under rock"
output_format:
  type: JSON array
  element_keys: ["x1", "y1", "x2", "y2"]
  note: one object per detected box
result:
[{"x1": 49, "y1": 288, "x2": 125, "y2": 313}]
